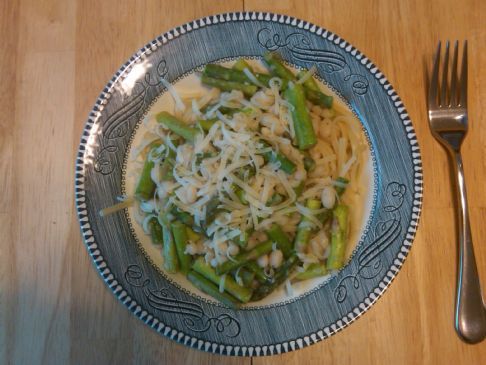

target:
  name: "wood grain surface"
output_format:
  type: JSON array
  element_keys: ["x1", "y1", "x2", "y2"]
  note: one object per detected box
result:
[{"x1": 1, "y1": 0, "x2": 485, "y2": 363}]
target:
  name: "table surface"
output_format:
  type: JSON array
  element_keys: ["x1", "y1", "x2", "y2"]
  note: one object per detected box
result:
[{"x1": 1, "y1": 0, "x2": 485, "y2": 363}]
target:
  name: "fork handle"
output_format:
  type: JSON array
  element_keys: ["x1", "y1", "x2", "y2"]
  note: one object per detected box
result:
[{"x1": 451, "y1": 150, "x2": 486, "y2": 343}]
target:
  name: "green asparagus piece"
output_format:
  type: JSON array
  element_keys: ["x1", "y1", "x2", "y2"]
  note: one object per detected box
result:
[
  {"x1": 232, "y1": 59, "x2": 252, "y2": 72},
  {"x1": 263, "y1": 52, "x2": 296, "y2": 81},
  {"x1": 201, "y1": 74, "x2": 257, "y2": 97},
  {"x1": 159, "y1": 146, "x2": 176, "y2": 181},
  {"x1": 215, "y1": 61, "x2": 286, "y2": 89},
  {"x1": 303, "y1": 151, "x2": 316, "y2": 172},
  {"x1": 202, "y1": 197, "x2": 222, "y2": 229},
  {"x1": 216, "y1": 240, "x2": 274, "y2": 275},
  {"x1": 297, "y1": 70, "x2": 320, "y2": 91},
  {"x1": 285, "y1": 82, "x2": 317, "y2": 150},
  {"x1": 294, "y1": 263, "x2": 328, "y2": 281},
  {"x1": 201, "y1": 103, "x2": 238, "y2": 115},
  {"x1": 305, "y1": 88, "x2": 333, "y2": 109},
  {"x1": 186, "y1": 226, "x2": 201, "y2": 242},
  {"x1": 245, "y1": 261, "x2": 273, "y2": 284},
  {"x1": 156, "y1": 111, "x2": 200, "y2": 142},
  {"x1": 204, "y1": 64, "x2": 249, "y2": 84},
  {"x1": 293, "y1": 199, "x2": 322, "y2": 250},
  {"x1": 317, "y1": 209, "x2": 332, "y2": 225},
  {"x1": 197, "y1": 118, "x2": 217, "y2": 132},
  {"x1": 297, "y1": 70, "x2": 333, "y2": 108},
  {"x1": 239, "y1": 268, "x2": 255, "y2": 287},
  {"x1": 148, "y1": 217, "x2": 163, "y2": 245},
  {"x1": 171, "y1": 221, "x2": 192, "y2": 274},
  {"x1": 335, "y1": 177, "x2": 349, "y2": 195},
  {"x1": 259, "y1": 140, "x2": 296, "y2": 174},
  {"x1": 327, "y1": 204, "x2": 349, "y2": 270},
  {"x1": 251, "y1": 255, "x2": 299, "y2": 301},
  {"x1": 171, "y1": 206, "x2": 194, "y2": 227},
  {"x1": 232, "y1": 229, "x2": 252, "y2": 248},
  {"x1": 231, "y1": 184, "x2": 248, "y2": 205},
  {"x1": 266, "y1": 223, "x2": 293, "y2": 258},
  {"x1": 293, "y1": 181, "x2": 305, "y2": 197},
  {"x1": 187, "y1": 271, "x2": 238, "y2": 309},
  {"x1": 162, "y1": 224, "x2": 179, "y2": 273},
  {"x1": 134, "y1": 144, "x2": 160, "y2": 201},
  {"x1": 192, "y1": 258, "x2": 252, "y2": 303}
]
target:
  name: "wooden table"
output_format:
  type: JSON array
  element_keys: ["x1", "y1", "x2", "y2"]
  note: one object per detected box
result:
[{"x1": 1, "y1": 0, "x2": 485, "y2": 363}]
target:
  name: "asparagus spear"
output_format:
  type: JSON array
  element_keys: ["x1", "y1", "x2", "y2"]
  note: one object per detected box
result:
[
  {"x1": 245, "y1": 261, "x2": 273, "y2": 284},
  {"x1": 259, "y1": 140, "x2": 296, "y2": 174},
  {"x1": 170, "y1": 206, "x2": 194, "y2": 227},
  {"x1": 216, "y1": 240, "x2": 273, "y2": 275},
  {"x1": 159, "y1": 145, "x2": 176, "y2": 181},
  {"x1": 297, "y1": 69, "x2": 320, "y2": 91},
  {"x1": 171, "y1": 221, "x2": 192, "y2": 274},
  {"x1": 148, "y1": 217, "x2": 163, "y2": 245},
  {"x1": 293, "y1": 181, "x2": 305, "y2": 197},
  {"x1": 251, "y1": 255, "x2": 299, "y2": 301},
  {"x1": 197, "y1": 118, "x2": 217, "y2": 132},
  {"x1": 192, "y1": 258, "x2": 252, "y2": 303},
  {"x1": 156, "y1": 112, "x2": 200, "y2": 142},
  {"x1": 293, "y1": 199, "x2": 322, "y2": 250},
  {"x1": 327, "y1": 204, "x2": 349, "y2": 270},
  {"x1": 208, "y1": 62, "x2": 286, "y2": 89},
  {"x1": 232, "y1": 59, "x2": 252, "y2": 72},
  {"x1": 134, "y1": 144, "x2": 161, "y2": 201},
  {"x1": 201, "y1": 74, "x2": 257, "y2": 97},
  {"x1": 305, "y1": 88, "x2": 333, "y2": 109},
  {"x1": 266, "y1": 223, "x2": 293, "y2": 258},
  {"x1": 285, "y1": 82, "x2": 317, "y2": 150},
  {"x1": 335, "y1": 177, "x2": 349, "y2": 195},
  {"x1": 162, "y1": 223, "x2": 179, "y2": 273},
  {"x1": 187, "y1": 271, "x2": 238, "y2": 309},
  {"x1": 263, "y1": 52, "x2": 296, "y2": 81},
  {"x1": 303, "y1": 151, "x2": 316, "y2": 172},
  {"x1": 231, "y1": 184, "x2": 248, "y2": 205},
  {"x1": 297, "y1": 70, "x2": 333, "y2": 109},
  {"x1": 294, "y1": 263, "x2": 328, "y2": 281},
  {"x1": 232, "y1": 229, "x2": 252, "y2": 248},
  {"x1": 239, "y1": 268, "x2": 255, "y2": 287}
]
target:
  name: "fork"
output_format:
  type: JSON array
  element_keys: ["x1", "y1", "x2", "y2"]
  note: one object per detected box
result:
[{"x1": 428, "y1": 41, "x2": 486, "y2": 344}]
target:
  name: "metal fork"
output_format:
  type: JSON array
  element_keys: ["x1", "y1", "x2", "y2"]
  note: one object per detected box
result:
[{"x1": 428, "y1": 41, "x2": 486, "y2": 344}]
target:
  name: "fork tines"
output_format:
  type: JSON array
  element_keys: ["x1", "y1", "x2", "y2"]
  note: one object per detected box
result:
[{"x1": 429, "y1": 40, "x2": 468, "y2": 108}]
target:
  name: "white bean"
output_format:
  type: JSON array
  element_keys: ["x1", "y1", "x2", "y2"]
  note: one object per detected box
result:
[
  {"x1": 261, "y1": 127, "x2": 271, "y2": 137},
  {"x1": 255, "y1": 231, "x2": 268, "y2": 243},
  {"x1": 253, "y1": 155, "x2": 265, "y2": 167},
  {"x1": 279, "y1": 143, "x2": 291, "y2": 155},
  {"x1": 321, "y1": 186, "x2": 336, "y2": 209},
  {"x1": 227, "y1": 243, "x2": 240, "y2": 256},
  {"x1": 185, "y1": 186, "x2": 197, "y2": 204},
  {"x1": 294, "y1": 167, "x2": 307, "y2": 181},
  {"x1": 269, "y1": 250, "x2": 284, "y2": 268},
  {"x1": 218, "y1": 241, "x2": 228, "y2": 254},
  {"x1": 257, "y1": 254, "x2": 269, "y2": 268}
]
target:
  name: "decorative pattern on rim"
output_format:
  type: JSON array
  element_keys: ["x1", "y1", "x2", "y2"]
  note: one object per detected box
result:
[{"x1": 74, "y1": 12, "x2": 423, "y2": 356}]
